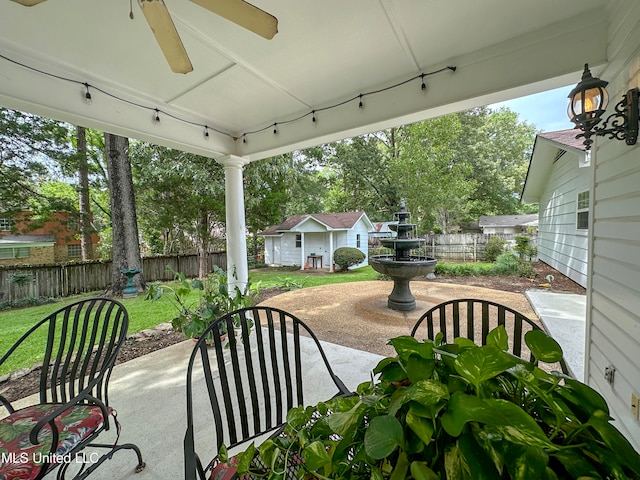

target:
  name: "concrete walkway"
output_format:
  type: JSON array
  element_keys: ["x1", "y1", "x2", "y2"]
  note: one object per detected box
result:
[
  {"x1": 525, "y1": 290, "x2": 587, "y2": 381},
  {"x1": 35, "y1": 336, "x2": 383, "y2": 480}
]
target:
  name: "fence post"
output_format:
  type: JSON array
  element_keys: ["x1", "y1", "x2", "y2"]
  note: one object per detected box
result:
[{"x1": 473, "y1": 236, "x2": 477, "y2": 262}]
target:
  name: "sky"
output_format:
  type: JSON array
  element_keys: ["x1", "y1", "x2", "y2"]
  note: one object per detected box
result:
[{"x1": 489, "y1": 85, "x2": 575, "y2": 133}]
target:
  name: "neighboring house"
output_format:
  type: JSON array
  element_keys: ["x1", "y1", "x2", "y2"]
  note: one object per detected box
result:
[
  {"x1": 0, "y1": 211, "x2": 99, "y2": 266},
  {"x1": 478, "y1": 214, "x2": 538, "y2": 234},
  {"x1": 368, "y1": 221, "x2": 397, "y2": 246},
  {"x1": 521, "y1": 129, "x2": 589, "y2": 288},
  {"x1": 259, "y1": 211, "x2": 374, "y2": 272}
]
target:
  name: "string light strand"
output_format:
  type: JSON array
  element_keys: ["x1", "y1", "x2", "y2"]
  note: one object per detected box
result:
[{"x1": 0, "y1": 53, "x2": 456, "y2": 144}]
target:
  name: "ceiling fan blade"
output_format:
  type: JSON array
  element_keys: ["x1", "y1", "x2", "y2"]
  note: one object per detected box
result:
[
  {"x1": 10, "y1": 0, "x2": 48, "y2": 6},
  {"x1": 138, "y1": 0, "x2": 193, "y2": 74},
  {"x1": 189, "y1": 0, "x2": 278, "y2": 40}
]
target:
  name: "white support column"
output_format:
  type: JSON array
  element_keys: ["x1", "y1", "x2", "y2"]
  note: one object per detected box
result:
[
  {"x1": 300, "y1": 232, "x2": 305, "y2": 270},
  {"x1": 217, "y1": 155, "x2": 250, "y2": 294},
  {"x1": 329, "y1": 231, "x2": 334, "y2": 272}
]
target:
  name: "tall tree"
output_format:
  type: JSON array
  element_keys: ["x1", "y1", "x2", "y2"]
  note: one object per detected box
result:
[
  {"x1": 0, "y1": 108, "x2": 73, "y2": 213},
  {"x1": 103, "y1": 133, "x2": 144, "y2": 296},
  {"x1": 131, "y1": 144, "x2": 226, "y2": 277},
  {"x1": 76, "y1": 126, "x2": 94, "y2": 260}
]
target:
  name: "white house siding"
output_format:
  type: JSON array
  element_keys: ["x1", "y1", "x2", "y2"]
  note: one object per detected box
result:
[
  {"x1": 278, "y1": 233, "x2": 302, "y2": 267},
  {"x1": 587, "y1": 2, "x2": 640, "y2": 450},
  {"x1": 537, "y1": 152, "x2": 590, "y2": 287}
]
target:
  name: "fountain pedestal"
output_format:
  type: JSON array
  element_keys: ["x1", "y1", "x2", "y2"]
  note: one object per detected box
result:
[{"x1": 369, "y1": 203, "x2": 436, "y2": 311}]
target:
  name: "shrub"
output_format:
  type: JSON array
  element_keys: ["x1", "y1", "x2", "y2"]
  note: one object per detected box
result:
[
  {"x1": 514, "y1": 235, "x2": 537, "y2": 261},
  {"x1": 434, "y1": 262, "x2": 494, "y2": 276},
  {"x1": 333, "y1": 247, "x2": 365, "y2": 271},
  {"x1": 492, "y1": 252, "x2": 520, "y2": 275},
  {"x1": 485, "y1": 236, "x2": 507, "y2": 262}
]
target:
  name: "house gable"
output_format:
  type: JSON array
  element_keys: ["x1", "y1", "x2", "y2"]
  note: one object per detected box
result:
[{"x1": 522, "y1": 130, "x2": 589, "y2": 288}]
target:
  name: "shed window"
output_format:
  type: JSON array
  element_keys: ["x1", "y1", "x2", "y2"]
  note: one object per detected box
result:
[
  {"x1": 577, "y1": 190, "x2": 589, "y2": 230},
  {"x1": 356, "y1": 234, "x2": 361, "y2": 248},
  {"x1": 295, "y1": 234, "x2": 301, "y2": 248}
]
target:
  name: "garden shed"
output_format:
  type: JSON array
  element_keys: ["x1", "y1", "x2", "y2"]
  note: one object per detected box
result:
[
  {"x1": 259, "y1": 211, "x2": 373, "y2": 272},
  {"x1": 522, "y1": 129, "x2": 590, "y2": 287}
]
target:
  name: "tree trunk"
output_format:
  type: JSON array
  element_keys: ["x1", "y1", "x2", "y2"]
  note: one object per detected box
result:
[
  {"x1": 196, "y1": 209, "x2": 210, "y2": 279},
  {"x1": 103, "y1": 133, "x2": 145, "y2": 296},
  {"x1": 76, "y1": 126, "x2": 94, "y2": 260}
]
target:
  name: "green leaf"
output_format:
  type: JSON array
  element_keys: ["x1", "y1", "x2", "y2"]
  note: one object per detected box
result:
[
  {"x1": 377, "y1": 360, "x2": 408, "y2": 383},
  {"x1": 558, "y1": 378, "x2": 609, "y2": 417},
  {"x1": 327, "y1": 403, "x2": 363, "y2": 439},
  {"x1": 235, "y1": 442, "x2": 255, "y2": 473},
  {"x1": 405, "y1": 354, "x2": 436, "y2": 383},
  {"x1": 389, "y1": 336, "x2": 434, "y2": 361},
  {"x1": 445, "y1": 444, "x2": 471, "y2": 480},
  {"x1": 454, "y1": 345, "x2": 518, "y2": 387},
  {"x1": 458, "y1": 430, "x2": 502, "y2": 479},
  {"x1": 486, "y1": 325, "x2": 509, "y2": 351},
  {"x1": 406, "y1": 407, "x2": 434, "y2": 445},
  {"x1": 303, "y1": 441, "x2": 331, "y2": 470},
  {"x1": 364, "y1": 415, "x2": 404, "y2": 460},
  {"x1": 389, "y1": 451, "x2": 410, "y2": 480},
  {"x1": 191, "y1": 278, "x2": 204, "y2": 290},
  {"x1": 410, "y1": 461, "x2": 439, "y2": 480},
  {"x1": 502, "y1": 444, "x2": 549, "y2": 480},
  {"x1": 551, "y1": 450, "x2": 600, "y2": 479},
  {"x1": 441, "y1": 393, "x2": 554, "y2": 449},
  {"x1": 524, "y1": 330, "x2": 564, "y2": 363},
  {"x1": 587, "y1": 413, "x2": 640, "y2": 476},
  {"x1": 406, "y1": 379, "x2": 450, "y2": 406}
]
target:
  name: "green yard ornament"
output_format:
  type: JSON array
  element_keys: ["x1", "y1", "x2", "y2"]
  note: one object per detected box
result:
[{"x1": 121, "y1": 268, "x2": 141, "y2": 298}]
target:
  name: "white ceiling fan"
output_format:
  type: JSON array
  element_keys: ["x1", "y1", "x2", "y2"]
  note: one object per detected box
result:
[{"x1": 11, "y1": 0, "x2": 279, "y2": 74}]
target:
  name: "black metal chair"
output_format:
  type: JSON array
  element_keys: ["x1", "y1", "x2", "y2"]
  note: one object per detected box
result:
[
  {"x1": 0, "y1": 298, "x2": 145, "y2": 480},
  {"x1": 411, "y1": 298, "x2": 571, "y2": 375},
  {"x1": 184, "y1": 306, "x2": 351, "y2": 480}
]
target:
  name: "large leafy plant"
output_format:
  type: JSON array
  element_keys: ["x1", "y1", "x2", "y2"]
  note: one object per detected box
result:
[
  {"x1": 232, "y1": 327, "x2": 640, "y2": 479},
  {"x1": 146, "y1": 266, "x2": 260, "y2": 339}
]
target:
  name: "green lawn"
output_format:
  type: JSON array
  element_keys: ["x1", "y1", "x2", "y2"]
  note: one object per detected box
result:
[
  {"x1": 0, "y1": 266, "x2": 380, "y2": 375},
  {"x1": 248, "y1": 265, "x2": 380, "y2": 288}
]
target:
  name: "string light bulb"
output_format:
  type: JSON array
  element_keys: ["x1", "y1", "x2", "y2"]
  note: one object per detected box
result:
[
  {"x1": 204, "y1": 126, "x2": 210, "y2": 139},
  {"x1": 420, "y1": 74, "x2": 427, "y2": 91},
  {"x1": 83, "y1": 83, "x2": 92, "y2": 104},
  {"x1": 153, "y1": 109, "x2": 161, "y2": 124},
  {"x1": 273, "y1": 123, "x2": 278, "y2": 135},
  {"x1": 312, "y1": 110, "x2": 316, "y2": 123},
  {"x1": 358, "y1": 94, "x2": 364, "y2": 108}
]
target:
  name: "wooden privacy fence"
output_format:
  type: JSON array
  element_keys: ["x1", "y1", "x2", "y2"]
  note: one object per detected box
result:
[
  {"x1": 418, "y1": 233, "x2": 537, "y2": 262},
  {"x1": 0, "y1": 252, "x2": 226, "y2": 303}
]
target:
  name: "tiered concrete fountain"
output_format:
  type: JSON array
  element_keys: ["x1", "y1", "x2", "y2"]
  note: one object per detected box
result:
[{"x1": 369, "y1": 203, "x2": 437, "y2": 311}]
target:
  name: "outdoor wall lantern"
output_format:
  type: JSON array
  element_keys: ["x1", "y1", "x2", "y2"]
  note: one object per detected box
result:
[{"x1": 567, "y1": 63, "x2": 639, "y2": 150}]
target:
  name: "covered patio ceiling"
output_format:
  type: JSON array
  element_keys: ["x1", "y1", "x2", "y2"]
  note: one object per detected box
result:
[{"x1": 1, "y1": 0, "x2": 609, "y2": 162}]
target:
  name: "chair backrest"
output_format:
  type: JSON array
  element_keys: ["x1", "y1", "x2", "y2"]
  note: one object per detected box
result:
[
  {"x1": 1, "y1": 297, "x2": 128, "y2": 405},
  {"x1": 185, "y1": 306, "x2": 350, "y2": 479},
  {"x1": 411, "y1": 298, "x2": 570, "y2": 375}
]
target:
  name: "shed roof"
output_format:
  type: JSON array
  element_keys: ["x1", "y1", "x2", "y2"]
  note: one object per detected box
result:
[{"x1": 259, "y1": 211, "x2": 371, "y2": 235}]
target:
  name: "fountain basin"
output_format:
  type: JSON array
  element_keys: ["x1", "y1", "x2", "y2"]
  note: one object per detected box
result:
[{"x1": 370, "y1": 255, "x2": 437, "y2": 311}]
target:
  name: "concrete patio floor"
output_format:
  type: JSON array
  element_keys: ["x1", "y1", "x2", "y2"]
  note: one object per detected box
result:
[
  {"x1": 44, "y1": 336, "x2": 384, "y2": 480},
  {"x1": 27, "y1": 281, "x2": 585, "y2": 479}
]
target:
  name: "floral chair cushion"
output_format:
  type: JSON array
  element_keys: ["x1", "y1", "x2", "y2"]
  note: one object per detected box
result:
[{"x1": 0, "y1": 403, "x2": 106, "y2": 480}]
